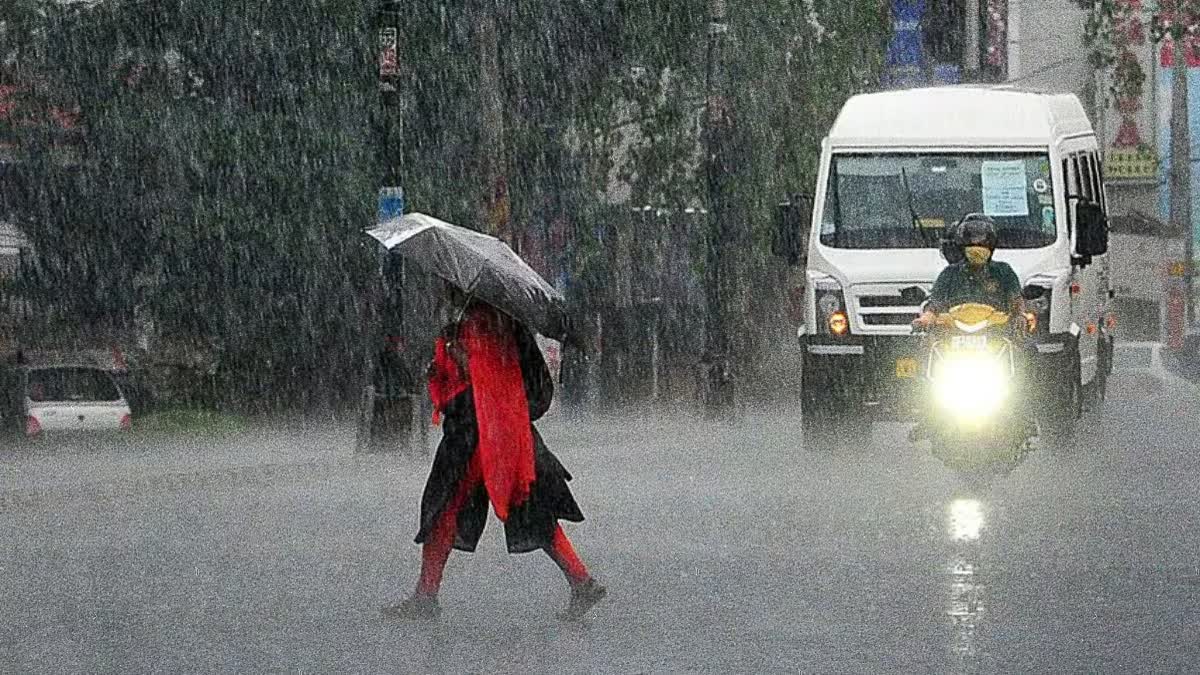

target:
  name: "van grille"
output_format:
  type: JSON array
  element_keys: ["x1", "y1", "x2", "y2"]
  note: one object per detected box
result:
[
  {"x1": 851, "y1": 283, "x2": 931, "y2": 335},
  {"x1": 862, "y1": 313, "x2": 919, "y2": 326},
  {"x1": 858, "y1": 295, "x2": 913, "y2": 308}
]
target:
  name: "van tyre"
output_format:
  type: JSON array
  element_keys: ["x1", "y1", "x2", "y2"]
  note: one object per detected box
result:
[
  {"x1": 801, "y1": 356, "x2": 865, "y2": 453},
  {"x1": 1085, "y1": 337, "x2": 1112, "y2": 411},
  {"x1": 802, "y1": 384, "x2": 848, "y2": 453},
  {"x1": 1042, "y1": 354, "x2": 1081, "y2": 449}
]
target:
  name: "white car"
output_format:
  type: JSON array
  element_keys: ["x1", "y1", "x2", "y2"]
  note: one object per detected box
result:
[{"x1": 19, "y1": 365, "x2": 132, "y2": 437}]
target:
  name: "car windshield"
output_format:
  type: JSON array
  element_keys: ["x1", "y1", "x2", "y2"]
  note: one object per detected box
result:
[
  {"x1": 27, "y1": 367, "x2": 121, "y2": 403},
  {"x1": 819, "y1": 152, "x2": 1057, "y2": 249}
]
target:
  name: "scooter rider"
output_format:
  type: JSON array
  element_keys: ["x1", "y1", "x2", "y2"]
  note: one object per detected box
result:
[
  {"x1": 913, "y1": 214, "x2": 1027, "y2": 332},
  {"x1": 910, "y1": 214, "x2": 1034, "y2": 442}
]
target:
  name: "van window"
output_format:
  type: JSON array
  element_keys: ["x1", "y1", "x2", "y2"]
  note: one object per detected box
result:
[
  {"x1": 1080, "y1": 154, "x2": 1097, "y2": 202},
  {"x1": 1087, "y1": 152, "x2": 1105, "y2": 209},
  {"x1": 819, "y1": 152, "x2": 1057, "y2": 249},
  {"x1": 1069, "y1": 155, "x2": 1088, "y2": 200},
  {"x1": 1063, "y1": 157, "x2": 1080, "y2": 234}
]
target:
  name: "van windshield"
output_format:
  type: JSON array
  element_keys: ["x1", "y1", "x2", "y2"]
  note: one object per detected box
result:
[{"x1": 819, "y1": 152, "x2": 1057, "y2": 249}]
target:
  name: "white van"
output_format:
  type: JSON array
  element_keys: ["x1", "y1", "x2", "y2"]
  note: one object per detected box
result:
[{"x1": 775, "y1": 86, "x2": 1113, "y2": 450}]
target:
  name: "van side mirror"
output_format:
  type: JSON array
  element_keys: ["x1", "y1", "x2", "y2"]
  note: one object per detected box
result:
[
  {"x1": 772, "y1": 195, "x2": 813, "y2": 266},
  {"x1": 1072, "y1": 200, "x2": 1108, "y2": 265}
]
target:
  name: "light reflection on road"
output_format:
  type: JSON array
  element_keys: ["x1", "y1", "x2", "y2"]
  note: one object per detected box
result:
[
  {"x1": 949, "y1": 498, "x2": 984, "y2": 542},
  {"x1": 947, "y1": 497, "x2": 986, "y2": 670}
]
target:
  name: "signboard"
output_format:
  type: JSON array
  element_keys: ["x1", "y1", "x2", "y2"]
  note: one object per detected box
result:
[
  {"x1": 1106, "y1": 149, "x2": 1158, "y2": 181},
  {"x1": 884, "y1": 0, "x2": 926, "y2": 88},
  {"x1": 378, "y1": 27, "x2": 399, "y2": 78},
  {"x1": 377, "y1": 187, "x2": 404, "y2": 222}
]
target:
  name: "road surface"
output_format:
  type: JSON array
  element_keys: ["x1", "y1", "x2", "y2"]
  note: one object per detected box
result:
[{"x1": 1, "y1": 356, "x2": 1197, "y2": 672}]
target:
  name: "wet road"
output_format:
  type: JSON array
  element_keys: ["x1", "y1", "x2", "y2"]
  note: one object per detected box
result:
[{"x1": 2, "y1": 363, "x2": 1198, "y2": 673}]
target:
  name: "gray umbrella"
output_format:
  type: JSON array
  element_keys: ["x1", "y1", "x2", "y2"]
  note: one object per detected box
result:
[{"x1": 366, "y1": 212, "x2": 568, "y2": 340}]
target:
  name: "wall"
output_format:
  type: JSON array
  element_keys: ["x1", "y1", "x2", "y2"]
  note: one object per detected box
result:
[
  {"x1": 1110, "y1": 233, "x2": 1183, "y2": 341},
  {"x1": 1007, "y1": 1, "x2": 1092, "y2": 97}
]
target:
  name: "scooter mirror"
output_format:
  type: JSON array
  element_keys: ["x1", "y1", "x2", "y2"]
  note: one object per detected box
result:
[
  {"x1": 1021, "y1": 285, "x2": 1046, "y2": 301},
  {"x1": 901, "y1": 286, "x2": 928, "y2": 305}
]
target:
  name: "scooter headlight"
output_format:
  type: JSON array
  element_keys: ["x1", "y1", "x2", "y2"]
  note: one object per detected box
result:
[{"x1": 933, "y1": 353, "x2": 1010, "y2": 421}]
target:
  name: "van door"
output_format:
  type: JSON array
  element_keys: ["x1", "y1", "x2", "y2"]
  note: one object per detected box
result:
[{"x1": 1063, "y1": 146, "x2": 1105, "y2": 385}]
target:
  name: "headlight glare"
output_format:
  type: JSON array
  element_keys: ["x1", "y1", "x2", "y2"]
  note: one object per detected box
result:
[
  {"x1": 829, "y1": 311, "x2": 849, "y2": 336},
  {"x1": 933, "y1": 353, "x2": 1010, "y2": 421}
]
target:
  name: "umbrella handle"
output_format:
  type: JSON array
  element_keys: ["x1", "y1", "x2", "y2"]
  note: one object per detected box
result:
[{"x1": 450, "y1": 269, "x2": 485, "y2": 328}]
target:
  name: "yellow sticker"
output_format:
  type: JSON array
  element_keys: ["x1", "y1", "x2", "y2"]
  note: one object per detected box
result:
[
  {"x1": 919, "y1": 218, "x2": 945, "y2": 229},
  {"x1": 896, "y1": 358, "x2": 919, "y2": 378}
]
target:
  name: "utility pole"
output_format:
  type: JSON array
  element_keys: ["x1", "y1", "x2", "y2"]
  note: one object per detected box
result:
[
  {"x1": 1169, "y1": 32, "x2": 1193, "y2": 325},
  {"x1": 704, "y1": 0, "x2": 735, "y2": 414},
  {"x1": 964, "y1": 0, "x2": 981, "y2": 78},
  {"x1": 476, "y1": 0, "x2": 510, "y2": 244},
  {"x1": 358, "y1": 0, "x2": 406, "y2": 454}
]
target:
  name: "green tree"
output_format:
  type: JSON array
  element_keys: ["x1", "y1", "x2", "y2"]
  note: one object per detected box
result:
[{"x1": 3, "y1": 0, "x2": 380, "y2": 410}]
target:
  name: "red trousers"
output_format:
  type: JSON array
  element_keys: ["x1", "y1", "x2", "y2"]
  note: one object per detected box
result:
[{"x1": 417, "y1": 455, "x2": 590, "y2": 597}]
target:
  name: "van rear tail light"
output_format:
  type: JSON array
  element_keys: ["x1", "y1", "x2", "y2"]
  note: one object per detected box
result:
[
  {"x1": 25, "y1": 416, "x2": 42, "y2": 437},
  {"x1": 119, "y1": 414, "x2": 132, "y2": 431}
]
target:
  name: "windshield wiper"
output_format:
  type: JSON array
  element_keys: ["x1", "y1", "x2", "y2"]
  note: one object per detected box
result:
[{"x1": 900, "y1": 167, "x2": 935, "y2": 248}]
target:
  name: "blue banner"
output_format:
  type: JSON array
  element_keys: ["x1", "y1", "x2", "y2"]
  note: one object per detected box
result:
[
  {"x1": 885, "y1": 0, "x2": 927, "y2": 88},
  {"x1": 377, "y1": 186, "x2": 405, "y2": 222},
  {"x1": 1156, "y1": 64, "x2": 1200, "y2": 256}
]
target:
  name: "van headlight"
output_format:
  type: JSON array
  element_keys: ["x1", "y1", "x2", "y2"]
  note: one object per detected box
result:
[
  {"x1": 933, "y1": 353, "x2": 1010, "y2": 420},
  {"x1": 815, "y1": 280, "x2": 849, "y2": 337},
  {"x1": 1023, "y1": 283, "x2": 1053, "y2": 334}
]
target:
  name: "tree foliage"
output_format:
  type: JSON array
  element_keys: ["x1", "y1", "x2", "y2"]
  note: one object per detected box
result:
[
  {"x1": 2, "y1": 0, "x2": 379, "y2": 410},
  {"x1": 1, "y1": 0, "x2": 892, "y2": 409}
]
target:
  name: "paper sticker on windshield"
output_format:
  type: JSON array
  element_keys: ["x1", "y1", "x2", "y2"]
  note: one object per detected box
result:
[
  {"x1": 981, "y1": 160, "x2": 1030, "y2": 217},
  {"x1": 1032, "y1": 178, "x2": 1049, "y2": 194},
  {"x1": 1042, "y1": 206, "x2": 1055, "y2": 227},
  {"x1": 919, "y1": 218, "x2": 945, "y2": 229}
]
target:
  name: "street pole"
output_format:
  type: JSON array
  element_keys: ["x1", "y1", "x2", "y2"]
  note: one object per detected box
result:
[
  {"x1": 476, "y1": 0, "x2": 509, "y2": 244},
  {"x1": 1169, "y1": 33, "x2": 1193, "y2": 326},
  {"x1": 704, "y1": 0, "x2": 734, "y2": 414},
  {"x1": 964, "y1": 0, "x2": 981, "y2": 78}
]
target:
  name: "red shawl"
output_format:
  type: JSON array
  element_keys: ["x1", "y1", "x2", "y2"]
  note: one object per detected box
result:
[
  {"x1": 427, "y1": 305, "x2": 536, "y2": 521},
  {"x1": 428, "y1": 338, "x2": 468, "y2": 426}
]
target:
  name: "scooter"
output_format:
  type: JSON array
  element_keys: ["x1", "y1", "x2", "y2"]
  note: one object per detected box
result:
[{"x1": 914, "y1": 303, "x2": 1036, "y2": 474}]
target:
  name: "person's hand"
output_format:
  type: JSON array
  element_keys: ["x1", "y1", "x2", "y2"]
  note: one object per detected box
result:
[
  {"x1": 912, "y1": 312, "x2": 935, "y2": 332},
  {"x1": 1010, "y1": 312, "x2": 1028, "y2": 335},
  {"x1": 446, "y1": 340, "x2": 470, "y2": 375}
]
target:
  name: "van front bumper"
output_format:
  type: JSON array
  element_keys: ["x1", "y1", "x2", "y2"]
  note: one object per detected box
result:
[{"x1": 801, "y1": 335, "x2": 925, "y2": 416}]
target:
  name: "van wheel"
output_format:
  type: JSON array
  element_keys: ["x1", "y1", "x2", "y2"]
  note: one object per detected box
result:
[
  {"x1": 801, "y1": 362, "x2": 863, "y2": 453},
  {"x1": 1085, "y1": 340, "x2": 1111, "y2": 411},
  {"x1": 1042, "y1": 356, "x2": 1081, "y2": 449},
  {"x1": 802, "y1": 391, "x2": 848, "y2": 453}
]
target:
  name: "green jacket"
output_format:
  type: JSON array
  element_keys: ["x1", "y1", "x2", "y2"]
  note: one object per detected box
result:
[{"x1": 927, "y1": 261, "x2": 1021, "y2": 314}]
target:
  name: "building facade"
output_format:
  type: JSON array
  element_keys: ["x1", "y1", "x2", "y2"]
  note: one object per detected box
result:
[{"x1": 885, "y1": 0, "x2": 1173, "y2": 340}]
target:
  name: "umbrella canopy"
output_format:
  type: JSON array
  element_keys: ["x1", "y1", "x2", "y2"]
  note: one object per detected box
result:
[{"x1": 366, "y1": 213, "x2": 568, "y2": 340}]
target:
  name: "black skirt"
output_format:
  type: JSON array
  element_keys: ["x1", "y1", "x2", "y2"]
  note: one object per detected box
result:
[{"x1": 414, "y1": 393, "x2": 585, "y2": 554}]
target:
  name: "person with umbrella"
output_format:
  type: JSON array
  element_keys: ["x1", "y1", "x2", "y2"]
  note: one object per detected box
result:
[{"x1": 371, "y1": 214, "x2": 606, "y2": 622}]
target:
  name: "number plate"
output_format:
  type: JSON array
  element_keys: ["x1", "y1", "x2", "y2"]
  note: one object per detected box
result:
[
  {"x1": 895, "y1": 357, "x2": 919, "y2": 379},
  {"x1": 951, "y1": 335, "x2": 988, "y2": 350}
]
